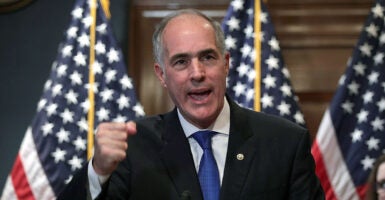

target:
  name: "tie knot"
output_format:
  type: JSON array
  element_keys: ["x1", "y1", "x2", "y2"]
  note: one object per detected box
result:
[{"x1": 192, "y1": 130, "x2": 217, "y2": 149}]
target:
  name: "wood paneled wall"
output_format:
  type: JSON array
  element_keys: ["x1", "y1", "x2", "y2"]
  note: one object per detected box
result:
[{"x1": 128, "y1": 0, "x2": 373, "y2": 140}]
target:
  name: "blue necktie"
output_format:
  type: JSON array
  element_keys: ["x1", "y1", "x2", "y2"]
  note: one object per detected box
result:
[{"x1": 192, "y1": 130, "x2": 220, "y2": 200}]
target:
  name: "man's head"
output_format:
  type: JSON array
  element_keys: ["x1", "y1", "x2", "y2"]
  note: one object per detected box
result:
[{"x1": 152, "y1": 9, "x2": 230, "y2": 129}]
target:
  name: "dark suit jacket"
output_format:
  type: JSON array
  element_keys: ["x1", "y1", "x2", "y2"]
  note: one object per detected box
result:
[{"x1": 58, "y1": 99, "x2": 324, "y2": 200}]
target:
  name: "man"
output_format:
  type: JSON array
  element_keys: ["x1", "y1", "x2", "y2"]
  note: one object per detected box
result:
[{"x1": 58, "y1": 9, "x2": 324, "y2": 200}]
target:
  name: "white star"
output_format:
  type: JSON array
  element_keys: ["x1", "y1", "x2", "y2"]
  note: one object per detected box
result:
[
  {"x1": 236, "y1": 63, "x2": 249, "y2": 78},
  {"x1": 37, "y1": 99, "x2": 47, "y2": 112},
  {"x1": 60, "y1": 108, "x2": 74, "y2": 124},
  {"x1": 240, "y1": 44, "x2": 252, "y2": 58},
  {"x1": 371, "y1": 117, "x2": 385, "y2": 131},
  {"x1": 120, "y1": 76, "x2": 133, "y2": 90},
  {"x1": 226, "y1": 16, "x2": 240, "y2": 31},
  {"x1": 357, "y1": 109, "x2": 369, "y2": 123},
  {"x1": 280, "y1": 83, "x2": 292, "y2": 97},
  {"x1": 114, "y1": 114, "x2": 127, "y2": 123},
  {"x1": 73, "y1": 136, "x2": 86, "y2": 151},
  {"x1": 97, "y1": 107, "x2": 110, "y2": 121},
  {"x1": 372, "y1": 3, "x2": 384, "y2": 18},
  {"x1": 263, "y1": 74, "x2": 276, "y2": 89},
  {"x1": 268, "y1": 37, "x2": 280, "y2": 51},
  {"x1": 353, "y1": 62, "x2": 366, "y2": 76},
  {"x1": 41, "y1": 122, "x2": 54, "y2": 136},
  {"x1": 261, "y1": 93, "x2": 273, "y2": 108},
  {"x1": 247, "y1": 68, "x2": 256, "y2": 82},
  {"x1": 44, "y1": 80, "x2": 52, "y2": 91},
  {"x1": 100, "y1": 88, "x2": 114, "y2": 102},
  {"x1": 81, "y1": 15, "x2": 93, "y2": 28},
  {"x1": 71, "y1": 7, "x2": 83, "y2": 19},
  {"x1": 117, "y1": 94, "x2": 130, "y2": 110},
  {"x1": 245, "y1": 87, "x2": 254, "y2": 102},
  {"x1": 377, "y1": 98, "x2": 385, "y2": 112},
  {"x1": 277, "y1": 101, "x2": 291, "y2": 116},
  {"x1": 77, "y1": 33, "x2": 90, "y2": 48},
  {"x1": 341, "y1": 100, "x2": 354, "y2": 114},
  {"x1": 69, "y1": 71, "x2": 83, "y2": 85},
  {"x1": 96, "y1": 23, "x2": 107, "y2": 35},
  {"x1": 65, "y1": 175, "x2": 73, "y2": 185},
  {"x1": 362, "y1": 91, "x2": 374, "y2": 104},
  {"x1": 244, "y1": 25, "x2": 254, "y2": 39},
  {"x1": 233, "y1": 82, "x2": 246, "y2": 97},
  {"x1": 107, "y1": 48, "x2": 120, "y2": 63},
  {"x1": 66, "y1": 26, "x2": 78, "y2": 39},
  {"x1": 374, "y1": 53, "x2": 384, "y2": 65},
  {"x1": 80, "y1": 99, "x2": 90, "y2": 113},
  {"x1": 380, "y1": 33, "x2": 385, "y2": 45},
  {"x1": 294, "y1": 111, "x2": 305, "y2": 125},
  {"x1": 93, "y1": 61, "x2": 103, "y2": 75},
  {"x1": 46, "y1": 103, "x2": 58, "y2": 116},
  {"x1": 133, "y1": 103, "x2": 145, "y2": 117},
  {"x1": 52, "y1": 84, "x2": 63, "y2": 97},
  {"x1": 351, "y1": 128, "x2": 363, "y2": 142},
  {"x1": 57, "y1": 64, "x2": 68, "y2": 77},
  {"x1": 61, "y1": 45, "x2": 73, "y2": 57},
  {"x1": 56, "y1": 128, "x2": 70, "y2": 143},
  {"x1": 368, "y1": 72, "x2": 379, "y2": 85},
  {"x1": 68, "y1": 155, "x2": 84, "y2": 171},
  {"x1": 231, "y1": 0, "x2": 244, "y2": 11},
  {"x1": 361, "y1": 155, "x2": 375, "y2": 171},
  {"x1": 366, "y1": 136, "x2": 380, "y2": 151},
  {"x1": 51, "y1": 148, "x2": 66, "y2": 163},
  {"x1": 85, "y1": 82, "x2": 99, "y2": 93},
  {"x1": 73, "y1": 52, "x2": 87, "y2": 66},
  {"x1": 249, "y1": 48, "x2": 256, "y2": 62},
  {"x1": 282, "y1": 67, "x2": 290, "y2": 79},
  {"x1": 65, "y1": 89, "x2": 78, "y2": 104},
  {"x1": 105, "y1": 69, "x2": 117, "y2": 83},
  {"x1": 94, "y1": 41, "x2": 106, "y2": 54},
  {"x1": 260, "y1": 11, "x2": 268, "y2": 23},
  {"x1": 359, "y1": 43, "x2": 372, "y2": 56},
  {"x1": 225, "y1": 35, "x2": 237, "y2": 50},
  {"x1": 265, "y1": 55, "x2": 279, "y2": 70},
  {"x1": 365, "y1": 23, "x2": 378, "y2": 38},
  {"x1": 347, "y1": 81, "x2": 360, "y2": 95},
  {"x1": 77, "y1": 117, "x2": 88, "y2": 132}
]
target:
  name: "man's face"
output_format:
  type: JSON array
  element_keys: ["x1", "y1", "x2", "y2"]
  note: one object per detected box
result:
[{"x1": 154, "y1": 14, "x2": 229, "y2": 129}]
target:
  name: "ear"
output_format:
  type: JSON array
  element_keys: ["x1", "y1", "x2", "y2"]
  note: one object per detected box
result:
[
  {"x1": 224, "y1": 52, "x2": 230, "y2": 75},
  {"x1": 154, "y1": 63, "x2": 167, "y2": 88}
]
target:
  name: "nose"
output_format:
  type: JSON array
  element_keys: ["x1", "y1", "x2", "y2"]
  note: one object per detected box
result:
[{"x1": 190, "y1": 59, "x2": 205, "y2": 81}]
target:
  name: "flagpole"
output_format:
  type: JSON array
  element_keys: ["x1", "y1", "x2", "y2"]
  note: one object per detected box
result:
[
  {"x1": 87, "y1": 0, "x2": 97, "y2": 160},
  {"x1": 253, "y1": 0, "x2": 261, "y2": 111}
]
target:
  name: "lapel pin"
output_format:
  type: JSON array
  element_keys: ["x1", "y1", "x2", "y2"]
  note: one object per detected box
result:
[{"x1": 236, "y1": 153, "x2": 244, "y2": 161}]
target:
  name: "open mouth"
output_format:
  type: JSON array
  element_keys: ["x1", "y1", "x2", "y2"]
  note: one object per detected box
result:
[{"x1": 188, "y1": 90, "x2": 211, "y2": 101}]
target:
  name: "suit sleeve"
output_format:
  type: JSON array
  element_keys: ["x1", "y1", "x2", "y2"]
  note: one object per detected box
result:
[
  {"x1": 289, "y1": 131, "x2": 325, "y2": 200},
  {"x1": 56, "y1": 163, "x2": 89, "y2": 200}
]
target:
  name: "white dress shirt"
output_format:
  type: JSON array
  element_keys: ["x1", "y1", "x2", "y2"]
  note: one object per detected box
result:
[{"x1": 88, "y1": 97, "x2": 230, "y2": 199}]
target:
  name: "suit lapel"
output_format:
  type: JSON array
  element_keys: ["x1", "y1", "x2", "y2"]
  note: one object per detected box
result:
[
  {"x1": 159, "y1": 109, "x2": 203, "y2": 200},
  {"x1": 220, "y1": 100, "x2": 258, "y2": 200}
]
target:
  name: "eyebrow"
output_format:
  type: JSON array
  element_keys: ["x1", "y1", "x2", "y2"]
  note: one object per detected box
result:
[{"x1": 169, "y1": 48, "x2": 218, "y2": 63}]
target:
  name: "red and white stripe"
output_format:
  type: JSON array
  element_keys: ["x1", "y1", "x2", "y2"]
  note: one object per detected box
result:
[
  {"x1": 311, "y1": 110, "x2": 361, "y2": 200},
  {"x1": 1, "y1": 128, "x2": 55, "y2": 200}
]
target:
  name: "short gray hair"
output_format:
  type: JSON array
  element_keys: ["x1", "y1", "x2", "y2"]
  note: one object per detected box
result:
[{"x1": 152, "y1": 9, "x2": 226, "y2": 68}]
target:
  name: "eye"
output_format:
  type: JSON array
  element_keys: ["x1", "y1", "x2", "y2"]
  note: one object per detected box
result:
[{"x1": 172, "y1": 58, "x2": 189, "y2": 70}]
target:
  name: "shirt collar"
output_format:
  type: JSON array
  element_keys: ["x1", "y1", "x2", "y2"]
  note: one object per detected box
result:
[{"x1": 177, "y1": 97, "x2": 230, "y2": 138}]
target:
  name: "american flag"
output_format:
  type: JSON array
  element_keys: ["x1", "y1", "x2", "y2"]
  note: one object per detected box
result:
[
  {"x1": 311, "y1": 1, "x2": 385, "y2": 199},
  {"x1": 221, "y1": 0, "x2": 305, "y2": 127},
  {"x1": 1, "y1": 0, "x2": 144, "y2": 199}
]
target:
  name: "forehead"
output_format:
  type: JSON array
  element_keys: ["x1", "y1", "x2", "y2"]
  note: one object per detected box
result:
[{"x1": 162, "y1": 14, "x2": 217, "y2": 54}]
